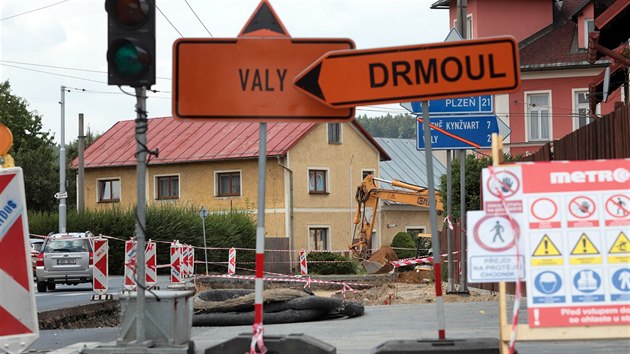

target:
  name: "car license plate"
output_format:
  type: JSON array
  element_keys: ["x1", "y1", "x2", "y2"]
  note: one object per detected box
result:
[{"x1": 57, "y1": 258, "x2": 76, "y2": 265}]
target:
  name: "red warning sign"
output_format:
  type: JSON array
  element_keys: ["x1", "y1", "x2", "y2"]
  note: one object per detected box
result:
[
  {"x1": 529, "y1": 197, "x2": 560, "y2": 229},
  {"x1": 605, "y1": 194, "x2": 630, "y2": 226},
  {"x1": 567, "y1": 195, "x2": 599, "y2": 227},
  {"x1": 0, "y1": 168, "x2": 39, "y2": 352}
]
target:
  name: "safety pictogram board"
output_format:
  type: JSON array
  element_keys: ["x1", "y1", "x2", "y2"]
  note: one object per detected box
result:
[
  {"x1": 569, "y1": 232, "x2": 601, "y2": 265},
  {"x1": 607, "y1": 230, "x2": 630, "y2": 264},
  {"x1": 520, "y1": 159, "x2": 630, "y2": 328},
  {"x1": 0, "y1": 168, "x2": 39, "y2": 353},
  {"x1": 604, "y1": 194, "x2": 630, "y2": 226},
  {"x1": 467, "y1": 210, "x2": 525, "y2": 283},
  {"x1": 528, "y1": 196, "x2": 561, "y2": 229},
  {"x1": 531, "y1": 233, "x2": 563, "y2": 266},
  {"x1": 482, "y1": 165, "x2": 523, "y2": 214},
  {"x1": 566, "y1": 195, "x2": 599, "y2": 227}
]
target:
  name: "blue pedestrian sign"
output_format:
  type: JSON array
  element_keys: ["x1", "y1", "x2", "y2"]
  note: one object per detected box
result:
[
  {"x1": 409, "y1": 96, "x2": 493, "y2": 115},
  {"x1": 533, "y1": 271, "x2": 565, "y2": 304},
  {"x1": 416, "y1": 115, "x2": 509, "y2": 150},
  {"x1": 611, "y1": 268, "x2": 630, "y2": 301},
  {"x1": 572, "y1": 269, "x2": 604, "y2": 302}
]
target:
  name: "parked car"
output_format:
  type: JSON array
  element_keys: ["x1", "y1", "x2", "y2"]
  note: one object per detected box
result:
[
  {"x1": 29, "y1": 238, "x2": 44, "y2": 274},
  {"x1": 35, "y1": 232, "x2": 94, "y2": 292}
]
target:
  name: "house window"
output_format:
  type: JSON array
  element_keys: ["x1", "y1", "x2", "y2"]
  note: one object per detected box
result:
[
  {"x1": 308, "y1": 169, "x2": 327, "y2": 194},
  {"x1": 406, "y1": 227, "x2": 427, "y2": 238},
  {"x1": 217, "y1": 171, "x2": 241, "y2": 197},
  {"x1": 465, "y1": 15, "x2": 473, "y2": 39},
  {"x1": 309, "y1": 227, "x2": 329, "y2": 251},
  {"x1": 156, "y1": 175, "x2": 179, "y2": 200},
  {"x1": 584, "y1": 19, "x2": 594, "y2": 49},
  {"x1": 328, "y1": 123, "x2": 341, "y2": 144},
  {"x1": 526, "y1": 93, "x2": 550, "y2": 141},
  {"x1": 98, "y1": 179, "x2": 120, "y2": 203},
  {"x1": 362, "y1": 170, "x2": 374, "y2": 180},
  {"x1": 574, "y1": 91, "x2": 591, "y2": 129}
]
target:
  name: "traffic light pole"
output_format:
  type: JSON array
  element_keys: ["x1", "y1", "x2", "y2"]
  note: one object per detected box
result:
[{"x1": 134, "y1": 87, "x2": 148, "y2": 346}]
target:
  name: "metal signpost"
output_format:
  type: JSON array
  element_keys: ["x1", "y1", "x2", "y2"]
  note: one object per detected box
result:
[{"x1": 199, "y1": 206, "x2": 209, "y2": 275}]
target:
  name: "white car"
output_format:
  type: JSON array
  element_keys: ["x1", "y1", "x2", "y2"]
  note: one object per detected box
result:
[{"x1": 35, "y1": 232, "x2": 94, "y2": 292}]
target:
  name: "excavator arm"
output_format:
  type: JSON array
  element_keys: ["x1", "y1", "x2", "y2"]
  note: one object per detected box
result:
[{"x1": 349, "y1": 175, "x2": 443, "y2": 273}]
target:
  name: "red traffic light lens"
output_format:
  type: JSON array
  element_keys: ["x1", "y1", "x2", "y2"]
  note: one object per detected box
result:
[{"x1": 107, "y1": 0, "x2": 151, "y2": 28}]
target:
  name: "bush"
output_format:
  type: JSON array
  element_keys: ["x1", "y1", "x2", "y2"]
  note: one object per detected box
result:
[
  {"x1": 306, "y1": 252, "x2": 358, "y2": 275},
  {"x1": 390, "y1": 232, "x2": 416, "y2": 259},
  {"x1": 28, "y1": 205, "x2": 256, "y2": 275}
]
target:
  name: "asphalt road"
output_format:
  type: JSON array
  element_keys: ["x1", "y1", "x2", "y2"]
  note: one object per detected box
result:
[{"x1": 33, "y1": 301, "x2": 630, "y2": 354}]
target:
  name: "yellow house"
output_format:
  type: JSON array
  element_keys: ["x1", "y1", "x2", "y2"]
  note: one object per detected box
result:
[{"x1": 76, "y1": 117, "x2": 393, "y2": 255}]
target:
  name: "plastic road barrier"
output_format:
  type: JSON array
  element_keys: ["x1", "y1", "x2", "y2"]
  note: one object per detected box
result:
[
  {"x1": 228, "y1": 247, "x2": 236, "y2": 275},
  {"x1": 92, "y1": 237, "x2": 109, "y2": 294}
]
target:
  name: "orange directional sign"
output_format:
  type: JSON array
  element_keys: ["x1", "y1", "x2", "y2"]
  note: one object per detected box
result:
[
  {"x1": 172, "y1": 1, "x2": 354, "y2": 122},
  {"x1": 294, "y1": 36, "x2": 520, "y2": 108}
]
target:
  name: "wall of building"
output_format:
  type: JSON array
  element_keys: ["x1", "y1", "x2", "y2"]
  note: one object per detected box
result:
[
  {"x1": 288, "y1": 123, "x2": 381, "y2": 252},
  {"x1": 380, "y1": 207, "x2": 432, "y2": 247},
  {"x1": 507, "y1": 68, "x2": 620, "y2": 156},
  {"x1": 84, "y1": 166, "x2": 136, "y2": 210}
]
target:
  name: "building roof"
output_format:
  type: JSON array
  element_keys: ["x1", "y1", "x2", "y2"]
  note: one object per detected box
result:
[
  {"x1": 375, "y1": 138, "x2": 446, "y2": 189},
  {"x1": 75, "y1": 118, "x2": 389, "y2": 168}
]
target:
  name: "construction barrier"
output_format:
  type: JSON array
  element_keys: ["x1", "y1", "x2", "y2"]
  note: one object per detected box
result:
[
  {"x1": 92, "y1": 237, "x2": 109, "y2": 294},
  {"x1": 170, "y1": 241, "x2": 183, "y2": 284},
  {"x1": 145, "y1": 240, "x2": 157, "y2": 288},
  {"x1": 228, "y1": 247, "x2": 236, "y2": 275},
  {"x1": 0, "y1": 167, "x2": 39, "y2": 353},
  {"x1": 124, "y1": 239, "x2": 137, "y2": 290},
  {"x1": 185, "y1": 244, "x2": 193, "y2": 278},
  {"x1": 300, "y1": 249, "x2": 308, "y2": 275}
]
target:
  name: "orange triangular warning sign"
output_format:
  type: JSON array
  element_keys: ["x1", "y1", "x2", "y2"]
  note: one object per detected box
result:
[
  {"x1": 532, "y1": 235, "x2": 562, "y2": 256},
  {"x1": 571, "y1": 233, "x2": 599, "y2": 255},
  {"x1": 239, "y1": 0, "x2": 290, "y2": 38},
  {"x1": 609, "y1": 231, "x2": 630, "y2": 254}
]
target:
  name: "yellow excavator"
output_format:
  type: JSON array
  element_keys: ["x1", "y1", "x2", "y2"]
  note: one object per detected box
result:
[{"x1": 349, "y1": 174, "x2": 444, "y2": 274}]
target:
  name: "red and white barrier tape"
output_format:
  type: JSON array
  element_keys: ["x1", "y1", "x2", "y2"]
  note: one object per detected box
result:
[{"x1": 202, "y1": 273, "x2": 370, "y2": 289}]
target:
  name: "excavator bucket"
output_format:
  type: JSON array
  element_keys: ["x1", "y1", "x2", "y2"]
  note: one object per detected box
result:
[{"x1": 361, "y1": 246, "x2": 398, "y2": 274}]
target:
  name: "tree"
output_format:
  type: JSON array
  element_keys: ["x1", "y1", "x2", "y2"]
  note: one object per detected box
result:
[
  {"x1": 355, "y1": 113, "x2": 417, "y2": 138},
  {"x1": 0, "y1": 80, "x2": 59, "y2": 211}
]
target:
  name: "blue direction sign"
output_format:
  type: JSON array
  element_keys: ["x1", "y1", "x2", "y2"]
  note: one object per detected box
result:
[
  {"x1": 416, "y1": 114, "x2": 508, "y2": 150},
  {"x1": 409, "y1": 95, "x2": 493, "y2": 115}
]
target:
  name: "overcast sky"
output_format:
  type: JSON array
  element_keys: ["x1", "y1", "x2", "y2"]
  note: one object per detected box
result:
[{"x1": 1, "y1": 0, "x2": 449, "y2": 144}]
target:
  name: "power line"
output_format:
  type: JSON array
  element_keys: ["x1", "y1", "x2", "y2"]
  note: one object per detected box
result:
[
  {"x1": 0, "y1": 59, "x2": 172, "y2": 80},
  {"x1": 156, "y1": 5, "x2": 183, "y2": 37},
  {"x1": 0, "y1": 0, "x2": 68, "y2": 22},
  {"x1": 185, "y1": 0, "x2": 213, "y2": 37},
  {"x1": 2, "y1": 63, "x2": 105, "y2": 84}
]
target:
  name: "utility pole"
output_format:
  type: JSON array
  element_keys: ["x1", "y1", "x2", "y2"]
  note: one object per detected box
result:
[
  {"x1": 456, "y1": 0, "x2": 469, "y2": 293},
  {"x1": 78, "y1": 113, "x2": 85, "y2": 213},
  {"x1": 58, "y1": 86, "x2": 67, "y2": 233}
]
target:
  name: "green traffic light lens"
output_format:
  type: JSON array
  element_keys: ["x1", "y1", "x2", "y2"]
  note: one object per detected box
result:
[{"x1": 113, "y1": 42, "x2": 149, "y2": 77}]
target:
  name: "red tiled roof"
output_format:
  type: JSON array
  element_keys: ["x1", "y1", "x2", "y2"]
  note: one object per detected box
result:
[
  {"x1": 519, "y1": 21, "x2": 588, "y2": 67},
  {"x1": 75, "y1": 118, "x2": 389, "y2": 168}
]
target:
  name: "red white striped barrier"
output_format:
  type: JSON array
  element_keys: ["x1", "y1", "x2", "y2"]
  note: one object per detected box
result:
[
  {"x1": 145, "y1": 240, "x2": 157, "y2": 288},
  {"x1": 123, "y1": 239, "x2": 137, "y2": 290},
  {"x1": 0, "y1": 167, "x2": 39, "y2": 352},
  {"x1": 228, "y1": 247, "x2": 236, "y2": 275},
  {"x1": 299, "y1": 250, "x2": 308, "y2": 275},
  {"x1": 180, "y1": 243, "x2": 188, "y2": 278},
  {"x1": 186, "y1": 244, "x2": 194, "y2": 277},
  {"x1": 190, "y1": 245, "x2": 195, "y2": 275},
  {"x1": 170, "y1": 241, "x2": 183, "y2": 284},
  {"x1": 92, "y1": 237, "x2": 108, "y2": 295}
]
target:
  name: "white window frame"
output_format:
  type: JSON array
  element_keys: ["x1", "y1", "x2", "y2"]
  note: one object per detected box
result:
[
  {"x1": 584, "y1": 18, "x2": 594, "y2": 49},
  {"x1": 572, "y1": 89, "x2": 591, "y2": 130},
  {"x1": 154, "y1": 173, "x2": 180, "y2": 200},
  {"x1": 307, "y1": 167, "x2": 330, "y2": 194},
  {"x1": 524, "y1": 90, "x2": 552, "y2": 142},
  {"x1": 308, "y1": 226, "x2": 330, "y2": 251},
  {"x1": 361, "y1": 169, "x2": 375, "y2": 180},
  {"x1": 96, "y1": 177, "x2": 121, "y2": 203},
  {"x1": 327, "y1": 123, "x2": 342, "y2": 144},
  {"x1": 214, "y1": 169, "x2": 242, "y2": 198},
  {"x1": 466, "y1": 14, "x2": 473, "y2": 39},
  {"x1": 405, "y1": 226, "x2": 427, "y2": 236}
]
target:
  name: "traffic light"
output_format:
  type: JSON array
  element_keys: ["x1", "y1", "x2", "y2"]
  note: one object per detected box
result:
[{"x1": 106, "y1": 0, "x2": 155, "y2": 87}]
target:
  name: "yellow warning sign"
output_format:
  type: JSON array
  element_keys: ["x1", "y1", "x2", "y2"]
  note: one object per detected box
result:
[
  {"x1": 608, "y1": 231, "x2": 630, "y2": 264},
  {"x1": 531, "y1": 234, "x2": 563, "y2": 266},
  {"x1": 569, "y1": 233, "x2": 601, "y2": 265}
]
